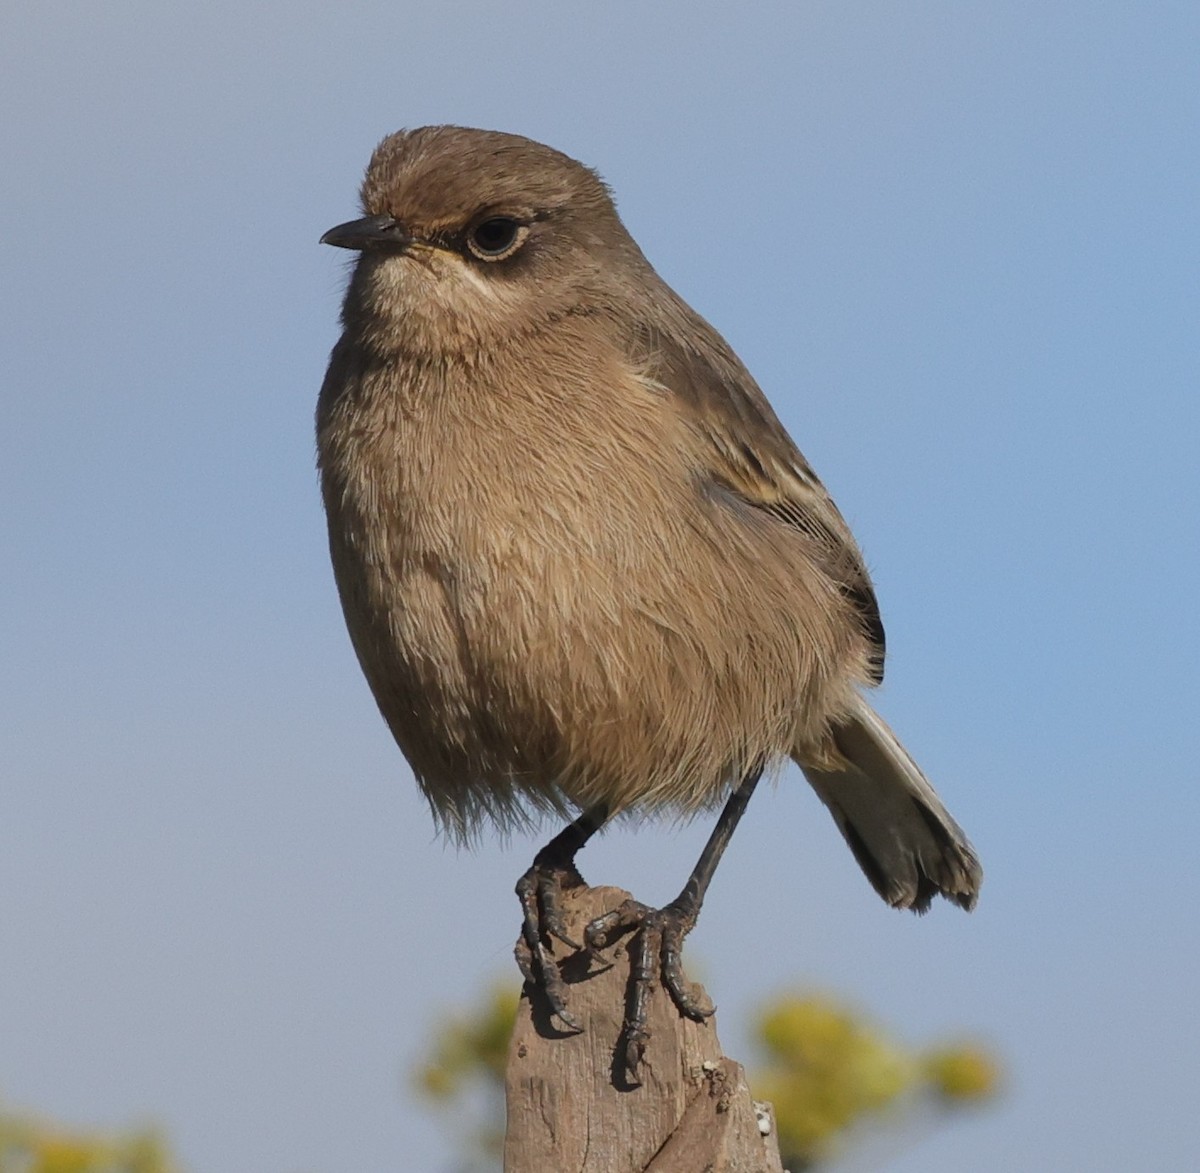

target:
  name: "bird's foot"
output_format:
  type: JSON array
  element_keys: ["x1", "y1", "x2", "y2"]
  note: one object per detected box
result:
[
  {"x1": 514, "y1": 858, "x2": 588, "y2": 1032},
  {"x1": 585, "y1": 897, "x2": 714, "y2": 1084}
]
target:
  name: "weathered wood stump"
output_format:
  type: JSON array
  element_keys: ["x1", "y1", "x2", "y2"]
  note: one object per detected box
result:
[{"x1": 504, "y1": 885, "x2": 785, "y2": 1172}]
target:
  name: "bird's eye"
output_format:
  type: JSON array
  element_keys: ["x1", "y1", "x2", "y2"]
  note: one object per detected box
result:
[{"x1": 467, "y1": 217, "x2": 527, "y2": 261}]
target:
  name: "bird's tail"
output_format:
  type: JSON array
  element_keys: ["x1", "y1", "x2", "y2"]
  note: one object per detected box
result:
[{"x1": 797, "y1": 695, "x2": 982, "y2": 913}]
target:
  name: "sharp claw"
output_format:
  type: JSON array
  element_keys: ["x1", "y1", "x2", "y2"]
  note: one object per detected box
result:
[
  {"x1": 660, "y1": 919, "x2": 712, "y2": 1019},
  {"x1": 672, "y1": 991, "x2": 716, "y2": 1021},
  {"x1": 546, "y1": 925, "x2": 582, "y2": 951},
  {"x1": 514, "y1": 937, "x2": 538, "y2": 985},
  {"x1": 608, "y1": 901, "x2": 707, "y2": 1075},
  {"x1": 517, "y1": 933, "x2": 584, "y2": 1031},
  {"x1": 536, "y1": 870, "x2": 584, "y2": 950},
  {"x1": 569, "y1": 931, "x2": 611, "y2": 972},
  {"x1": 536, "y1": 948, "x2": 583, "y2": 1031},
  {"x1": 623, "y1": 1029, "x2": 649, "y2": 1084},
  {"x1": 514, "y1": 859, "x2": 592, "y2": 1032}
]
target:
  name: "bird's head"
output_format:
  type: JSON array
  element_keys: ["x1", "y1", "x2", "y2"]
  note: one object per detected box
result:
[{"x1": 323, "y1": 125, "x2": 644, "y2": 356}]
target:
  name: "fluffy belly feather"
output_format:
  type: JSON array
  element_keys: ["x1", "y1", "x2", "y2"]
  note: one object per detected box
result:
[{"x1": 319, "y1": 359, "x2": 868, "y2": 837}]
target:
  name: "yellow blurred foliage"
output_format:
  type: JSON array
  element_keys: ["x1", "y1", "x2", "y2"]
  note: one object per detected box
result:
[
  {"x1": 923, "y1": 1044, "x2": 1003, "y2": 1103},
  {"x1": 755, "y1": 993, "x2": 1001, "y2": 1169},
  {"x1": 414, "y1": 982, "x2": 521, "y2": 1167},
  {"x1": 0, "y1": 1100, "x2": 178, "y2": 1173},
  {"x1": 754, "y1": 994, "x2": 918, "y2": 1165},
  {"x1": 415, "y1": 982, "x2": 520, "y2": 1101}
]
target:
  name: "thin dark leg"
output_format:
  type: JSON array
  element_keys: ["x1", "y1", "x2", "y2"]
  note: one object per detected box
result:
[
  {"x1": 514, "y1": 804, "x2": 608, "y2": 1031},
  {"x1": 585, "y1": 765, "x2": 763, "y2": 1080},
  {"x1": 671, "y1": 765, "x2": 762, "y2": 920}
]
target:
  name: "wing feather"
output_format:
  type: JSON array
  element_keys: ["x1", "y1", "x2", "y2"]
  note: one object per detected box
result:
[{"x1": 630, "y1": 296, "x2": 886, "y2": 682}]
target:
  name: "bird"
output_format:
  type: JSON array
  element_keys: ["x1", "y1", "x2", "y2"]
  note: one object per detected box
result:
[{"x1": 316, "y1": 125, "x2": 981, "y2": 1079}]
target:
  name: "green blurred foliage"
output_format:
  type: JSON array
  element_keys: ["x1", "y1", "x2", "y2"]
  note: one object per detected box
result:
[
  {"x1": 415, "y1": 982, "x2": 1001, "y2": 1171},
  {"x1": 0, "y1": 1099, "x2": 179, "y2": 1173}
]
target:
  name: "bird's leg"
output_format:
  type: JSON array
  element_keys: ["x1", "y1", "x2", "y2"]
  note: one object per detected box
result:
[
  {"x1": 514, "y1": 804, "x2": 607, "y2": 1031},
  {"x1": 585, "y1": 766, "x2": 763, "y2": 1082}
]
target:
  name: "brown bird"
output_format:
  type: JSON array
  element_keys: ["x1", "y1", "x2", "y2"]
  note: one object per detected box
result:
[{"x1": 317, "y1": 125, "x2": 981, "y2": 1078}]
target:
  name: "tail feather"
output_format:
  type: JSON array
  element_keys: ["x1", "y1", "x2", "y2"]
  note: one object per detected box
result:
[{"x1": 798, "y1": 696, "x2": 982, "y2": 913}]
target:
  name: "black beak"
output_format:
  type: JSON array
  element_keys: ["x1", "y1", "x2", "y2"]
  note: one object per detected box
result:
[{"x1": 320, "y1": 214, "x2": 412, "y2": 251}]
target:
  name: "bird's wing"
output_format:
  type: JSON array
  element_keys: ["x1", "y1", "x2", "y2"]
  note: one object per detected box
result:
[{"x1": 634, "y1": 305, "x2": 886, "y2": 682}]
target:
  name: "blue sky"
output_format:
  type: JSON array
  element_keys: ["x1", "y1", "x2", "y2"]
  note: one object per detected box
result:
[{"x1": 3, "y1": 2, "x2": 1197, "y2": 1169}]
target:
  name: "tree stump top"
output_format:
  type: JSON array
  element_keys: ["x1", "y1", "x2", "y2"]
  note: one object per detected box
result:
[{"x1": 504, "y1": 885, "x2": 784, "y2": 1173}]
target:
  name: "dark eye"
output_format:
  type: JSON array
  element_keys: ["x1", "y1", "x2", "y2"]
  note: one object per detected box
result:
[{"x1": 467, "y1": 217, "x2": 527, "y2": 260}]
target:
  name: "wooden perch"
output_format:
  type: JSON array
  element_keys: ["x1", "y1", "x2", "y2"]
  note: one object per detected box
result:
[{"x1": 504, "y1": 885, "x2": 785, "y2": 1173}]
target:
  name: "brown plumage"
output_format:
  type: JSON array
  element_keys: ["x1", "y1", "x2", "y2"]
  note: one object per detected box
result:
[{"x1": 317, "y1": 126, "x2": 980, "y2": 1065}]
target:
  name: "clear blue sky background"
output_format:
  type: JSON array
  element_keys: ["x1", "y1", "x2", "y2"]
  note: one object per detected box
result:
[{"x1": 3, "y1": 3, "x2": 1197, "y2": 1170}]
